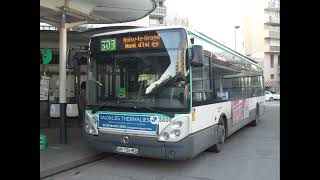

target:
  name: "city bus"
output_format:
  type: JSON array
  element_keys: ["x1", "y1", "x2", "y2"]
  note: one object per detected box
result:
[{"x1": 82, "y1": 26, "x2": 264, "y2": 160}]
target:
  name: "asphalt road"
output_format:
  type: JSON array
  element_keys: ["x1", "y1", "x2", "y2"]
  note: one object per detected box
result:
[{"x1": 45, "y1": 101, "x2": 280, "y2": 180}]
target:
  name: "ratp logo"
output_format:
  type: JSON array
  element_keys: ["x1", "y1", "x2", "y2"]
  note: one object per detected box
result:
[{"x1": 150, "y1": 116, "x2": 159, "y2": 124}]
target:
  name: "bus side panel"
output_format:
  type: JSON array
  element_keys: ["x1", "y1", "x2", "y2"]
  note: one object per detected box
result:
[
  {"x1": 249, "y1": 96, "x2": 265, "y2": 110},
  {"x1": 259, "y1": 96, "x2": 265, "y2": 104},
  {"x1": 191, "y1": 101, "x2": 231, "y2": 134},
  {"x1": 249, "y1": 97, "x2": 257, "y2": 111},
  {"x1": 227, "y1": 96, "x2": 265, "y2": 136}
]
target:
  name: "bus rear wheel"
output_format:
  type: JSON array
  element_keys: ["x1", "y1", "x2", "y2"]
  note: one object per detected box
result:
[{"x1": 207, "y1": 117, "x2": 226, "y2": 153}]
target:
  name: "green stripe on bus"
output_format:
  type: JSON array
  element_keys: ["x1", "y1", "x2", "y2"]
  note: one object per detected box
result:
[{"x1": 189, "y1": 32, "x2": 262, "y2": 69}]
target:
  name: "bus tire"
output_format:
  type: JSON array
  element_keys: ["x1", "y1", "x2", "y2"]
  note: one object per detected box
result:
[
  {"x1": 207, "y1": 117, "x2": 226, "y2": 153},
  {"x1": 251, "y1": 105, "x2": 260, "y2": 127}
]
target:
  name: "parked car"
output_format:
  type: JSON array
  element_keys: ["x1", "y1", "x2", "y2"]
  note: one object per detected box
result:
[
  {"x1": 273, "y1": 92, "x2": 280, "y2": 100},
  {"x1": 264, "y1": 91, "x2": 275, "y2": 101}
]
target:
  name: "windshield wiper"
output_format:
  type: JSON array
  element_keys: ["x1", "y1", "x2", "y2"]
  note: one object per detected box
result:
[
  {"x1": 145, "y1": 75, "x2": 173, "y2": 95},
  {"x1": 91, "y1": 100, "x2": 133, "y2": 114},
  {"x1": 134, "y1": 106, "x2": 175, "y2": 118},
  {"x1": 91, "y1": 102, "x2": 111, "y2": 114}
]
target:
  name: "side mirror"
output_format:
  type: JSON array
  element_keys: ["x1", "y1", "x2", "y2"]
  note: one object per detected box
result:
[
  {"x1": 190, "y1": 45, "x2": 204, "y2": 67},
  {"x1": 67, "y1": 47, "x2": 88, "y2": 69},
  {"x1": 67, "y1": 48, "x2": 78, "y2": 69}
]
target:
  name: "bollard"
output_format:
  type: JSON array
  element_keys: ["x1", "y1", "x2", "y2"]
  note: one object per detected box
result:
[{"x1": 40, "y1": 134, "x2": 47, "y2": 150}]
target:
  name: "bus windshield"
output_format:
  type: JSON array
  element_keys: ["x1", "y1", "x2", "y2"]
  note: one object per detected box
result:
[{"x1": 87, "y1": 29, "x2": 189, "y2": 113}]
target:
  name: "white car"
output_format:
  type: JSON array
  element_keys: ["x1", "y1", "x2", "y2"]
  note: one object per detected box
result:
[
  {"x1": 273, "y1": 92, "x2": 280, "y2": 100},
  {"x1": 264, "y1": 91, "x2": 275, "y2": 101}
]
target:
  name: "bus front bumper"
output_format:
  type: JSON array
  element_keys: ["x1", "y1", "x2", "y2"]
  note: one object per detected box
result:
[{"x1": 84, "y1": 125, "x2": 218, "y2": 160}]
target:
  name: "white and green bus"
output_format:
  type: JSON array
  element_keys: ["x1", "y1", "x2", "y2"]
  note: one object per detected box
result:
[{"x1": 83, "y1": 26, "x2": 264, "y2": 160}]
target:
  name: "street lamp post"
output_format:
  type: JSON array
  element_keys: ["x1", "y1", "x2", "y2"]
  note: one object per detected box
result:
[{"x1": 234, "y1": 25, "x2": 240, "y2": 51}]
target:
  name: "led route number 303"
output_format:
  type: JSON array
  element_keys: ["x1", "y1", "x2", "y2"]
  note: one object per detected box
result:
[{"x1": 101, "y1": 38, "x2": 116, "y2": 51}]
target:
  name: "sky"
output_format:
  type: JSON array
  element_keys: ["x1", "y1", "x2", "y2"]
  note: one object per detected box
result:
[{"x1": 164, "y1": 0, "x2": 246, "y2": 53}]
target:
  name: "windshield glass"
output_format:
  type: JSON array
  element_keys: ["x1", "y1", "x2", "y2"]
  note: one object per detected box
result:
[{"x1": 87, "y1": 29, "x2": 189, "y2": 113}]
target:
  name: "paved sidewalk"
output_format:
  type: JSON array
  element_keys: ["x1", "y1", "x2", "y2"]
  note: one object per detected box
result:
[{"x1": 40, "y1": 127, "x2": 103, "y2": 179}]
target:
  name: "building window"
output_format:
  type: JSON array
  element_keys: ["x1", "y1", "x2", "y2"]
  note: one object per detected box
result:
[
  {"x1": 271, "y1": 74, "x2": 274, "y2": 79},
  {"x1": 270, "y1": 55, "x2": 274, "y2": 68},
  {"x1": 159, "y1": 18, "x2": 163, "y2": 24},
  {"x1": 278, "y1": 55, "x2": 280, "y2": 66}
]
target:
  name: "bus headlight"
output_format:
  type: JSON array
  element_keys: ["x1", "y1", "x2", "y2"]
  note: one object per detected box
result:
[
  {"x1": 159, "y1": 132, "x2": 169, "y2": 141},
  {"x1": 84, "y1": 113, "x2": 98, "y2": 135},
  {"x1": 171, "y1": 129, "x2": 181, "y2": 137},
  {"x1": 158, "y1": 116, "x2": 189, "y2": 142}
]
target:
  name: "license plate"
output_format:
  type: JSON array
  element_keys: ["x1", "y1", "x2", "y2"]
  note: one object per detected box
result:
[{"x1": 116, "y1": 146, "x2": 138, "y2": 155}]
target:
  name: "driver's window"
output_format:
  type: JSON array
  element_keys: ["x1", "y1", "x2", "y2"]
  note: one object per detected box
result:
[{"x1": 192, "y1": 56, "x2": 211, "y2": 105}]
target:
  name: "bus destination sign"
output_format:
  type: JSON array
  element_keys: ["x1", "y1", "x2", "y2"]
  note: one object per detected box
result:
[
  {"x1": 99, "y1": 32, "x2": 163, "y2": 52},
  {"x1": 122, "y1": 34, "x2": 161, "y2": 49}
]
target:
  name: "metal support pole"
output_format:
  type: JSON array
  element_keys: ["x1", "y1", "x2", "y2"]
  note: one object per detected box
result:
[
  {"x1": 59, "y1": 12, "x2": 67, "y2": 144},
  {"x1": 234, "y1": 26, "x2": 240, "y2": 52},
  {"x1": 234, "y1": 28, "x2": 237, "y2": 52}
]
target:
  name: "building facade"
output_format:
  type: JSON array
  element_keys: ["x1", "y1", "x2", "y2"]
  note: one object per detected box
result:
[
  {"x1": 244, "y1": 0, "x2": 280, "y2": 92},
  {"x1": 263, "y1": 0, "x2": 280, "y2": 92},
  {"x1": 149, "y1": 0, "x2": 167, "y2": 26}
]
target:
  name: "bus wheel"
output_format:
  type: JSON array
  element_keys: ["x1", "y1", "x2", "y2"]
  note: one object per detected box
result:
[
  {"x1": 251, "y1": 105, "x2": 260, "y2": 127},
  {"x1": 207, "y1": 117, "x2": 225, "y2": 153}
]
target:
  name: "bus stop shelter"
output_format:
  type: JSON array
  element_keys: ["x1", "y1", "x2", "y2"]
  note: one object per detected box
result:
[{"x1": 40, "y1": 0, "x2": 156, "y2": 144}]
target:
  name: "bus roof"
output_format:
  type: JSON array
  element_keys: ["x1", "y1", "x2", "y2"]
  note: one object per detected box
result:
[{"x1": 91, "y1": 26, "x2": 261, "y2": 69}]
